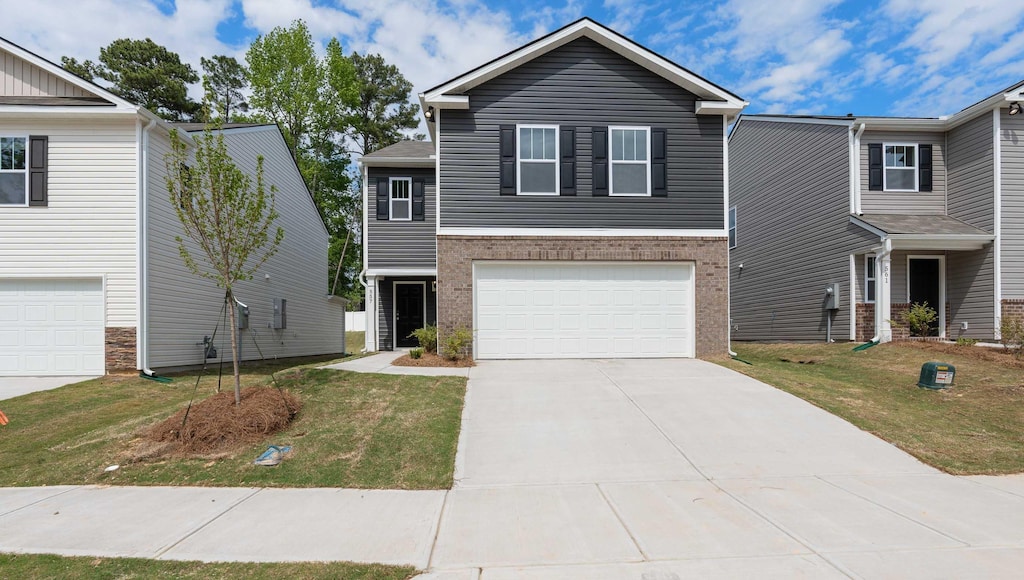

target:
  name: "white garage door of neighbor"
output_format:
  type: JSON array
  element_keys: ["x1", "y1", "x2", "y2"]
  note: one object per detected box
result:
[
  {"x1": 474, "y1": 262, "x2": 694, "y2": 359},
  {"x1": 0, "y1": 279, "x2": 105, "y2": 376}
]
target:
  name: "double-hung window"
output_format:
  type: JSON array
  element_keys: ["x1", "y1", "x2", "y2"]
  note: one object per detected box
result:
[
  {"x1": 0, "y1": 136, "x2": 28, "y2": 206},
  {"x1": 517, "y1": 125, "x2": 558, "y2": 195},
  {"x1": 389, "y1": 177, "x2": 412, "y2": 221},
  {"x1": 884, "y1": 143, "x2": 917, "y2": 192},
  {"x1": 728, "y1": 206, "x2": 737, "y2": 249},
  {"x1": 865, "y1": 256, "x2": 876, "y2": 303},
  {"x1": 610, "y1": 126, "x2": 650, "y2": 196}
]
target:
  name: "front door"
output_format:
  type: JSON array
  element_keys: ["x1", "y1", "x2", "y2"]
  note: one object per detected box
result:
[
  {"x1": 908, "y1": 258, "x2": 941, "y2": 336},
  {"x1": 394, "y1": 283, "x2": 425, "y2": 348}
]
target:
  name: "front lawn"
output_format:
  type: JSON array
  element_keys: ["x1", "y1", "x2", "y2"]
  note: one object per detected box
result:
[
  {"x1": 0, "y1": 553, "x2": 415, "y2": 580},
  {"x1": 0, "y1": 356, "x2": 465, "y2": 489},
  {"x1": 720, "y1": 342, "x2": 1024, "y2": 475}
]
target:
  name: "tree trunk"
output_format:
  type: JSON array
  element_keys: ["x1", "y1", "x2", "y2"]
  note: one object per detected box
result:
[{"x1": 226, "y1": 290, "x2": 241, "y2": 405}]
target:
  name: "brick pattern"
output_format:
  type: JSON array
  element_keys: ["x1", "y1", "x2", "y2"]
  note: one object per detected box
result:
[
  {"x1": 104, "y1": 327, "x2": 136, "y2": 373},
  {"x1": 855, "y1": 302, "x2": 875, "y2": 342},
  {"x1": 890, "y1": 302, "x2": 951, "y2": 341},
  {"x1": 856, "y1": 302, "x2": 951, "y2": 341},
  {"x1": 1003, "y1": 299, "x2": 1024, "y2": 322},
  {"x1": 436, "y1": 236, "x2": 730, "y2": 358}
]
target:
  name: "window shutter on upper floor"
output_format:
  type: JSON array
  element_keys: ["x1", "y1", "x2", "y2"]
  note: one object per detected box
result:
[
  {"x1": 28, "y1": 135, "x2": 48, "y2": 207},
  {"x1": 868, "y1": 143, "x2": 883, "y2": 191},
  {"x1": 651, "y1": 128, "x2": 667, "y2": 197},
  {"x1": 592, "y1": 126, "x2": 608, "y2": 196},
  {"x1": 560, "y1": 126, "x2": 576, "y2": 196},
  {"x1": 375, "y1": 177, "x2": 389, "y2": 220},
  {"x1": 918, "y1": 144, "x2": 933, "y2": 192},
  {"x1": 499, "y1": 125, "x2": 516, "y2": 195},
  {"x1": 412, "y1": 177, "x2": 425, "y2": 221}
]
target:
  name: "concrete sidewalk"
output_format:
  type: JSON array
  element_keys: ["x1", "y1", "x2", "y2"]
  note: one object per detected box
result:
[{"x1": 321, "y1": 351, "x2": 472, "y2": 377}]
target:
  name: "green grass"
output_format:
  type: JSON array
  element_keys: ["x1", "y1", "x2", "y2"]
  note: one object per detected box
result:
[
  {"x1": 0, "y1": 355, "x2": 465, "y2": 489},
  {"x1": 720, "y1": 342, "x2": 1024, "y2": 475},
  {"x1": 0, "y1": 553, "x2": 415, "y2": 579}
]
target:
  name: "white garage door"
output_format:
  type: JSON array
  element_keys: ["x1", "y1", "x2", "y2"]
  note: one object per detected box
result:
[
  {"x1": 474, "y1": 262, "x2": 694, "y2": 359},
  {"x1": 0, "y1": 279, "x2": 105, "y2": 376}
]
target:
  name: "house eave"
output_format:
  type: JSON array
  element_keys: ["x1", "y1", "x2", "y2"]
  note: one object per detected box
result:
[
  {"x1": 886, "y1": 234, "x2": 994, "y2": 251},
  {"x1": 365, "y1": 268, "x2": 437, "y2": 278},
  {"x1": 359, "y1": 156, "x2": 436, "y2": 168}
]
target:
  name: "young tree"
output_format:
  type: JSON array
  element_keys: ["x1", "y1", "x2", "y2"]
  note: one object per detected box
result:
[
  {"x1": 164, "y1": 126, "x2": 284, "y2": 404},
  {"x1": 347, "y1": 52, "x2": 422, "y2": 155},
  {"x1": 65, "y1": 39, "x2": 200, "y2": 121},
  {"x1": 201, "y1": 55, "x2": 249, "y2": 122}
]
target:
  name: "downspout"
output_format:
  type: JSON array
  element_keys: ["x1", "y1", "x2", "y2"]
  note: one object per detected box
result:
[
  {"x1": 138, "y1": 115, "x2": 158, "y2": 376},
  {"x1": 873, "y1": 237, "x2": 893, "y2": 343},
  {"x1": 358, "y1": 165, "x2": 371, "y2": 352},
  {"x1": 724, "y1": 115, "x2": 737, "y2": 357},
  {"x1": 853, "y1": 122, "x2": 866, "y2": 215}
]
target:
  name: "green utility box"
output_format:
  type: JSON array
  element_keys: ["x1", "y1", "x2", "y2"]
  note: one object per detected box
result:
[{"x1": 918, "y1": 362, "x2": 955, "y2": 389}]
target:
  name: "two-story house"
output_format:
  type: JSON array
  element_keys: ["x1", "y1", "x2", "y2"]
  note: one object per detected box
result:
[
  {"x1": 360, "y1": 18, "x2": 746, "y2": 359},
  {"x1": 729, "y1": 82, "x2": 1024, "y2": 343},
  {"x1": 0, "y1": 37, "x2": 345, "y2": 376}
]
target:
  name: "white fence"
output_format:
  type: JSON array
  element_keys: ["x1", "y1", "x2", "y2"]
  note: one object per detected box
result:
[{"x1": 345, "y1": 311, "x2": 366, "y2": 332}]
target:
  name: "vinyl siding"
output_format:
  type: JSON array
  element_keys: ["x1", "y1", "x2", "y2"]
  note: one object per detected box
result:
[
  {"x1": 729, "y1": 120, "x2": 878, "y2": 341},
  {"x1": 1, "y1": 47, "x2": 96, "y2": 98},
  {"x1": 948, "y1": 247, "x2": 995, "y2": 338},
  {"x1": 376, "y1": 276, "x2": 437, "y2": 351},
  {"x1": 0, "y1": 116, "x2": 138, "y2": 327},
  {"x1": 366, "y1": 167, "x2": 436, "y2": 269},
  {"x1": 439, "y1": 37, "x2": 724, "y2": 230},
  {"x1": 1001, "y1": 109, "x2": 1024, "y2": 298},
  {"x1": 146, "y1": 127, "x2": 344, "y2": 368},
  {"x1": 860, "y1": 130, "x2": 946, "y2": 214}
]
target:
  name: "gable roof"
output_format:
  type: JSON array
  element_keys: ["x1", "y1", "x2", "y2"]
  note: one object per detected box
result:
[
  {"x1": 419, "y1": 17, "x2": 747, "y2": 138},
  {"x1": 360, "y1": 140, "x2": 435, "y2": 167}
]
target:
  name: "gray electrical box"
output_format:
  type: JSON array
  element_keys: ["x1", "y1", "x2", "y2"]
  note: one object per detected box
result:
[
  {"x1": 273, "y1": 298, "x2": 287, "y2": 329},
  {"x1": 825, "y1": 282, "x2": 841, "y2": 310},
  {"x1": 237, "y1": 303, "x2": 249, "y2": 329}
]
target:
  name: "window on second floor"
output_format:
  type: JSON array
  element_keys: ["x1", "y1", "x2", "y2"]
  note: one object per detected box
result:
[
  {"x1": 610, "y1": 126, "x2": 651, "y2": 196},
  {"x1": 517, "y1": 125, "x2": 558, "y2": 195},
  {"x1": 865, "y1": 255, "x2": 876, "y2": 303},
  {"x1": 728, "y1": 206, "x2": 737, "y2": 249},
  {"x1": 389, "y1": 177, "x2": 412, "y2": 221},
  {"x1": 884, "y1": 143, "x2": 917, "y2": 192},
  {"x1": 0, "y1": 136, "x2": 28, "y2": 206}
]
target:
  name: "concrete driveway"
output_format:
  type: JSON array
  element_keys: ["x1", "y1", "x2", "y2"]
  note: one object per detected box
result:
[
  {"x1": 0, "y1": 376, "x2": 95, "y2": 401},
  {"x1": 428, "y1": 358, "x2": 1024, "y2": 578}
]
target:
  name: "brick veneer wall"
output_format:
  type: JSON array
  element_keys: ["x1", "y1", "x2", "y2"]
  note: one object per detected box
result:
[
  {"x1": 436, "y1": 236, "x2": 730, "y2": 358},
  {"x1": 856, "y1": 302, "x2": 952, "y2": 341},
  {"x1": 1003, "y1": 299, "x2": 1024, "y2": 322},
  {"x1": 855, "y1": 302, "x2": 874, "y2": 342},
  {"x1": 105, "y1": 327, "x2": 137, "y2": 372}
]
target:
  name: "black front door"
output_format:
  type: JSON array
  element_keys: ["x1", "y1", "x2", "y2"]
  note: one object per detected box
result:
[
  {"x1": 908, "y1": 259, "x2": 941, "y2": 336},
  {"x1": 395, "y1": 283, "x2": 425, "y2": 348}
]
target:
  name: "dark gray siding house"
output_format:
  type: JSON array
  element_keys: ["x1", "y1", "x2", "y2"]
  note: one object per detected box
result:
[{"x1": 361, "y1": 18, "x2": 747, "y2": 358}]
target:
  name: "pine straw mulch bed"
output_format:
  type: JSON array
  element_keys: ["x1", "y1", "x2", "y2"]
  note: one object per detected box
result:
[
  {"x1": 136, "y1": 386, "x2": 302, "y2": 459},
  {"x1": 392, "y1": 352, "x2": 475, "y2": 368}
]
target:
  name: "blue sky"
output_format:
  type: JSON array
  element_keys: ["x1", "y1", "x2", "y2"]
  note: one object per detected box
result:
[{"x1": 4, "y1": 0, "x2": 1024, "y2": 119}]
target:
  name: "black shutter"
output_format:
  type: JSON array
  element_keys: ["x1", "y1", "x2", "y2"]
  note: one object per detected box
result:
[
  {"x1": 375, "y1": 177, "x2": 389, "y2": 220},
  {"x1": 592, "y1": 126, "x2": 608, "y2": 196},
  {"x1": 868, "y1": 143, "x2": 883, "y2": 191},
  {"x1": 651, "y1": 128, "x2": 667, "y2": 197},
  {"x1": 499, "y1": 125, "x2": 516, "y2": 195},
  {"x1": 28, "y1": 135, "x2": 48, "y2": 207},
  {"x1": 919, "y1": 144, "x2": 933, "y2": 192},
  {"x1": 560, "y1": 126, "x2": 576, "y2": 196},
  {"x1": 412, "y1": 177, "x2": 425, "y2": 221}
]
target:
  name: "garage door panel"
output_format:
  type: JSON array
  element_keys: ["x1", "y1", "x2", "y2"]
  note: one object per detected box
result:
[{"x1": 474, "y1": 262, "x2": 694, "y2": 359}]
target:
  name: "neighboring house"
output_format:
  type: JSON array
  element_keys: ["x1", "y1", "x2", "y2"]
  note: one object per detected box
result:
[
  {"x1": 360, "y1": 18, "x2": 746, "y2": 359},
  {"x1": 0, "y1": 38, "x2": 345, "y2": 376},
  {"x1": 729, "y1": 82, "x2": 1024, "y2": 343}
]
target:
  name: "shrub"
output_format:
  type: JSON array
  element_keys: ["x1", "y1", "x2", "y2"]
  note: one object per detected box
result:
[
  {"x1": 903, "y1": 302, "x2": 938, "y2": 337},
  {"x1": 409, "y1": 347, "x2": 423, "y2": 359},
  {"x1": 1000, "y1": 315, "x2": 1024, "y2": 358},
  {"x1": 442, "y1": 327, "x2": 473, "y2": 361},
  {"x1": 408, "y1": 325, "x2": 438, "y2": 353},
  {"x1": 955, "y1": 337, "x2": 978, "y2": 347}
]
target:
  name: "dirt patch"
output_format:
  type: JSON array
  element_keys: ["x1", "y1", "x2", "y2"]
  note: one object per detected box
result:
[
  {"x1": 144, "y1": 386, "x2": 301, "y2": 456},
  {"x1": 392, "y1": 352, "x2": 475, "y2": 368},
  {"x1": 909, "y1": 341, "x2": 1024, "y2": 369}
]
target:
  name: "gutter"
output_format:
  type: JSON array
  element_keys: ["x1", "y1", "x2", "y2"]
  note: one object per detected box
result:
[
  {"x1": 137, "y1": 115, "x2": 158, "y2": 375},
  {"x1": 358, "y1": 166, "x2": 370, "y2": 353}
]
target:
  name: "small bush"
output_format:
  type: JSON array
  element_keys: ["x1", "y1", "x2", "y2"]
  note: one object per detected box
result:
[
  {"x1": 442, "y1": 327, "x2": 473, "y2": 361},
  {"x1": 955, "y1": 337, "x2": 978, "y2": 347},
  {"x1": 409, "y1": 347, "x2": 423, "y2": 359},
  {"x1": 408, "y1": 325, "x2": 438, "y2": 353},
  {"x1": 1000, "y1": 315, "x2": 1024, "y2": 358},
  {"x1": 903, "y1": 302, "x2": 938, "y2": 337}
]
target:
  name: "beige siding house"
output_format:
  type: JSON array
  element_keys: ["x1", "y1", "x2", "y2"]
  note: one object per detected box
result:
[{"x1": 0, "y1": 37, "x2": 344, "y2": 376}]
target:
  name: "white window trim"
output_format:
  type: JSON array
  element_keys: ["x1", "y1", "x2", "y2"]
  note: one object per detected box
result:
[
  {"x1": 882, "y1": 142, "x2": 918, "y2": 193},
  {"x1": 609, "y1": 126, "x2": 652, "y2": 197},
  {"x1": 865, "y1": 255, "x2": 876, "y2": 304},
  {"x1": 0, "y1": 135, "x2": 30, "y2": 207},
  {"x1": 389, "y1": 176, "x2": 412, "y2": 221},
  {"x1": 516, "y1": 124, "x2": 559, "y2": 196},
  {"x1": 728, "y1": 206, "x2": 737, "y2": 249}
]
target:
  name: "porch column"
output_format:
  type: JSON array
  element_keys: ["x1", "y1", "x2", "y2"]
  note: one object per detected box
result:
[
  {"x1": 875, "y1": 238, "x2": 893, "y2": 343},
  {"x1": 364, "y1": 276, "x2": 377, "y2": 352}
]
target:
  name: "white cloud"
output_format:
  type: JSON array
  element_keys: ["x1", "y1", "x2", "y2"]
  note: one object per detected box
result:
[{"x1": 602, "y1": 0, "x2": 659, "y2": 35}]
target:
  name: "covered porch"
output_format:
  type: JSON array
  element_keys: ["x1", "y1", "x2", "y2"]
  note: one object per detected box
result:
[{"x1": 364, "y1": 271, "x2": 438, "y2": 351}]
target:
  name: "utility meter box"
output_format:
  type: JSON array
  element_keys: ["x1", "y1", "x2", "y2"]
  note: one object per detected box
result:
[
  {"x1": 237, "y1": 303, "x2": 249, "y2": 329},
  {"x1": 825, "y1": 282, "x2": 841, "y2": 310},
  {"x1": 273, "y1": 298, "x2": 287, "y2": 329},
  {"x1": 918, "y1": 361, "x2": 955, "y2": 389}
]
